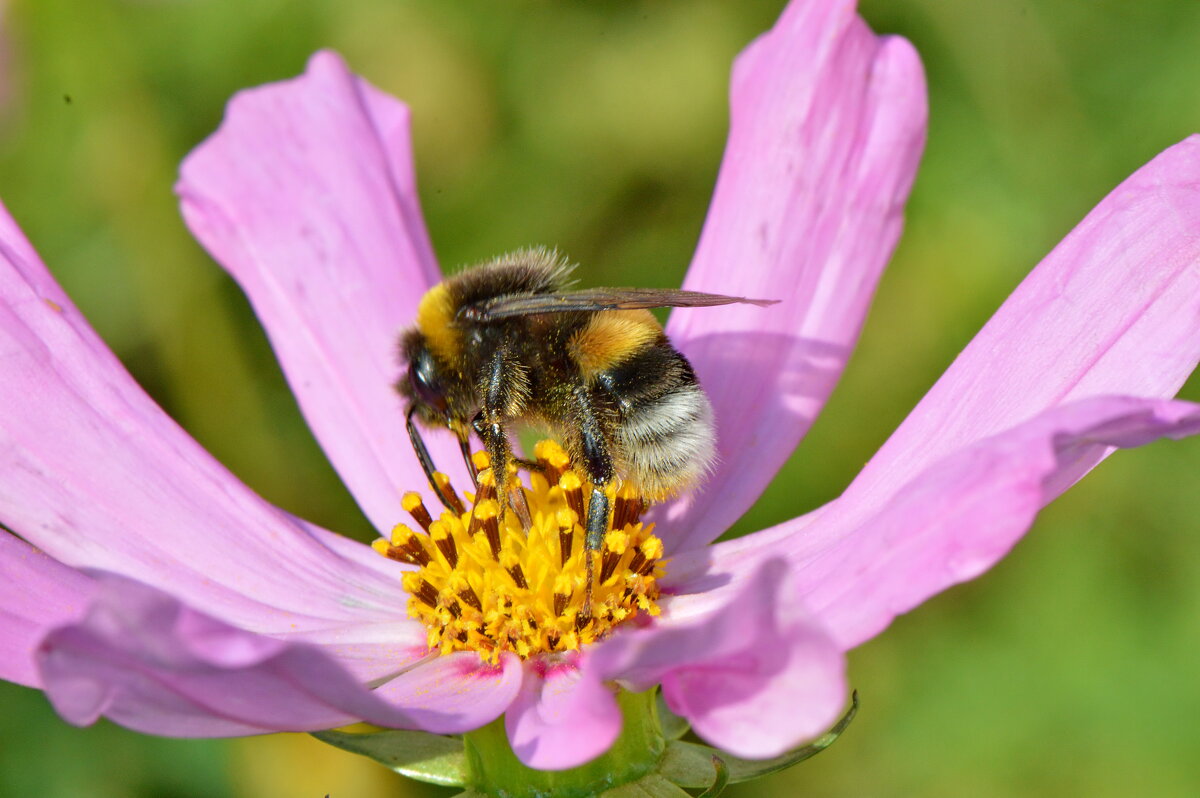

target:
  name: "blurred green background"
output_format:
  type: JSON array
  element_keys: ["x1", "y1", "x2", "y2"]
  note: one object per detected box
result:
[{"x1": 1, "y1": 0, "x2": 1198, "y2": 796}]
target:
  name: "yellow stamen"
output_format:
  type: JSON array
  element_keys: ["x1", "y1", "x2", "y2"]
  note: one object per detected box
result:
[
  {"x1": 432, "y1": 472, "x2": 466, "y2": 515},
  {"x1": 375, "y1": 440, "x2": 665, "y2": 664},
  {"x1": 401, "y1": 492, "x2": 433, "y2": 531}
]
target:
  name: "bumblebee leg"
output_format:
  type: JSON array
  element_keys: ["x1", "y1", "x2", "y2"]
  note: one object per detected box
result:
[
  {"x1": 472, "y1": 410, "x2": 509, "y2": 493},
  {"x1": 405, "y1": 406, "x2": 456, "y2": 510},
  {"x1": 594, "y1": 371, "x2": 633, "y2": 415},
  {"x1": 472, "y1": 410, "x2": 532, "y2": 530},
  {"x1": 569, "y1": 384, "x2": 616, "y2": 621},
  {"x1": 456, "y1": 429, "x2": 479, "y2": 486},
  {"x1": 584, "y1": 488, "x2": 609, "y2": 557},
  {"x1": 514, "y1": 457, "x2": 545, "y2": 473},
  {"x1": 474, "y1": 342, "x2": 534, "y2": 529}
]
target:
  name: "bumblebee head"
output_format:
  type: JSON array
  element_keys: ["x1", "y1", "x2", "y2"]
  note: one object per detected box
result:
[{"x1": 399, "y1": 329, "x2": 451, "y2": 427}]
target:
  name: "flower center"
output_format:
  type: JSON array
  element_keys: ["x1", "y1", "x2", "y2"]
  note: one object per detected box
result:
[{"x1": 373, "y1": 440, "x2": 663, "y2": 663}]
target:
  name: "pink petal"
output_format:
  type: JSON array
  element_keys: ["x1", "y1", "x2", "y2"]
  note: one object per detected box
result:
[
  {"x1": 370, "y1": 651, "x2": 524, "y2": 735},
  {"x1": 802, "y1": 397, "x2": 1200, "y2": 649},
  {"x1": 687, "y1": 397, "x2": 1200, "y2": 654},
  {"x1": 38, "y1": 576, "x2": 522, "y2": 736},
  {"x1": 591, "y1": 559, "x2": 846, "y2": 758},
  {"x1": 658, "y1": 0, "x2": 927, "y2": 552},
  {"x1": 0, "y1": 199, "x2": 409, "y2": 633},
  {"x1": 0, "y1": 532, "x2": 96, "y2": 687},
  {"x1": 504, "y1": 656, "x2": 622, "y2": 770},
  {"x1": 179, "y1": 50, "x2": 466, "y2": 534},
  {"x1": 844, "y1": 136, "x2": 1200, "y2": 521},
  {"x1": 280, "y1": 619, "x2": 430, "y2": 684}
]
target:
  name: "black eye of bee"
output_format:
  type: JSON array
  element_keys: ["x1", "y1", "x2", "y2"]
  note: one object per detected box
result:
[{"x1": 409, "y1": 351, "x2": 448, "y2": 412}]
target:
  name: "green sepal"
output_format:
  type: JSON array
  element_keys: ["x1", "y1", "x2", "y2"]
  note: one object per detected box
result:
[
  {"x1": 657, "y1": 691, "x2": 859, "y2": 788},
  {"x1": 599, "y1": 773, "x2": 694, "y2": 797},
  {"x1": 311, "y1": 727, "x2": 467, "y2": 787},
  {"x1": 695, "y1": 755, "x2": 729, "y2": 798},
  {"x1": 314, "y1": 688, "x2": 855, "y2": 794},
  {"x1": 653, "y1": 691, "x2": 690, "y2": 741},
  {"x1": 462, "y1": 688, "x2": 665, "y2": 798}
]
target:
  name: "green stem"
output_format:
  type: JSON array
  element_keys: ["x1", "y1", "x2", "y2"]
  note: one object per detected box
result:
[{"x1": 463, "y1": 688, "x2": 665, "y2": 797}]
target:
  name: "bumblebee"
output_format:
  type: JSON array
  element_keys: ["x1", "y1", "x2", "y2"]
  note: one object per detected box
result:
[{"x1": 398, "y1": 249, "x2": 774, "y2": 593}]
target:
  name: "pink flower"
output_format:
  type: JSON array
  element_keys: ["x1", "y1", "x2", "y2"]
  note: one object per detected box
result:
[{"x1": 2, "y1": 0, "x2": 1199, "y2": 773}]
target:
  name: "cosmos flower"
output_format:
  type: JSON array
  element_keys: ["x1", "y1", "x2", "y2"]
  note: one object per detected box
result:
[{"x1": 2, "y1": 0, "x2": 1199, "y2": 778}]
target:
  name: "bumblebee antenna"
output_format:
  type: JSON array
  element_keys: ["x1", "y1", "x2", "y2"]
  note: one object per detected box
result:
[{"x1": 406, "y1": 405, "x2": 456, "y2": 511}]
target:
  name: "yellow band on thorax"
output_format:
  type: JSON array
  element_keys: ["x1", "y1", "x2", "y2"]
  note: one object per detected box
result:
[{"x1": 416, "y1": 283, "x2": 460, "y2": 363}]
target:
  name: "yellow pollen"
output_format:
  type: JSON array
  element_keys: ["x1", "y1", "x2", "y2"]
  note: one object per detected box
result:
[
  {"x1": 374, "y1": 439, "x2": 665, "y2": 664},
  {"x1": 534, "y1": 438, "x2": 571, "y2": 477}
]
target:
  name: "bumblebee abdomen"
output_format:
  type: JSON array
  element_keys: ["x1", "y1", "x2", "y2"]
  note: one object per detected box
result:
[
  {"x1": 615, "y1": 381, "x2": 715, "y2": 500},
  {"x1": 584, "y1": 339, "x2": 716, "y2": 499}
]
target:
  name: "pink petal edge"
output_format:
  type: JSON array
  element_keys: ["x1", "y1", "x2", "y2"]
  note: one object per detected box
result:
[
  {"x1": 677, "y1": 396, "x2": 1200, "y2": 655},
  {"x1": 671, "y1": 133, "x2": 1200, "y2": 629},
  {"x1": 0, "y1": 199, "x2": 410, "y2": 633},
  {"x1": 591, "y1": 558, "x2": 846, "y2": 758},
  {"x1": 504, "y1": 656, "x2": 623, "y2": 771},
  {"x1": 802, "y1": 396, "x2": 1200, "y2": 649},
  {"x1": 658, "y1": 0, "x2": 927, "y2": 553},
  {"x1": 37, "y1": 575, "x2": 522, "y2": 737},
  {"x1": 0, "y1": 532, "x2": 95, "y2": 687},
  {"x1": 178, "y1": 50, "x2": 467, "y2": 536},
  {"x1": 844, "y1": 134, "x2": 1200, "y2": 525}
]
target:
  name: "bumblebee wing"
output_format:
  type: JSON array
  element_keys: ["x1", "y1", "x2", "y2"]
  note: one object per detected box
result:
[{"x1": 461, "y1": 287, "x2": 778, "y2": 321}]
